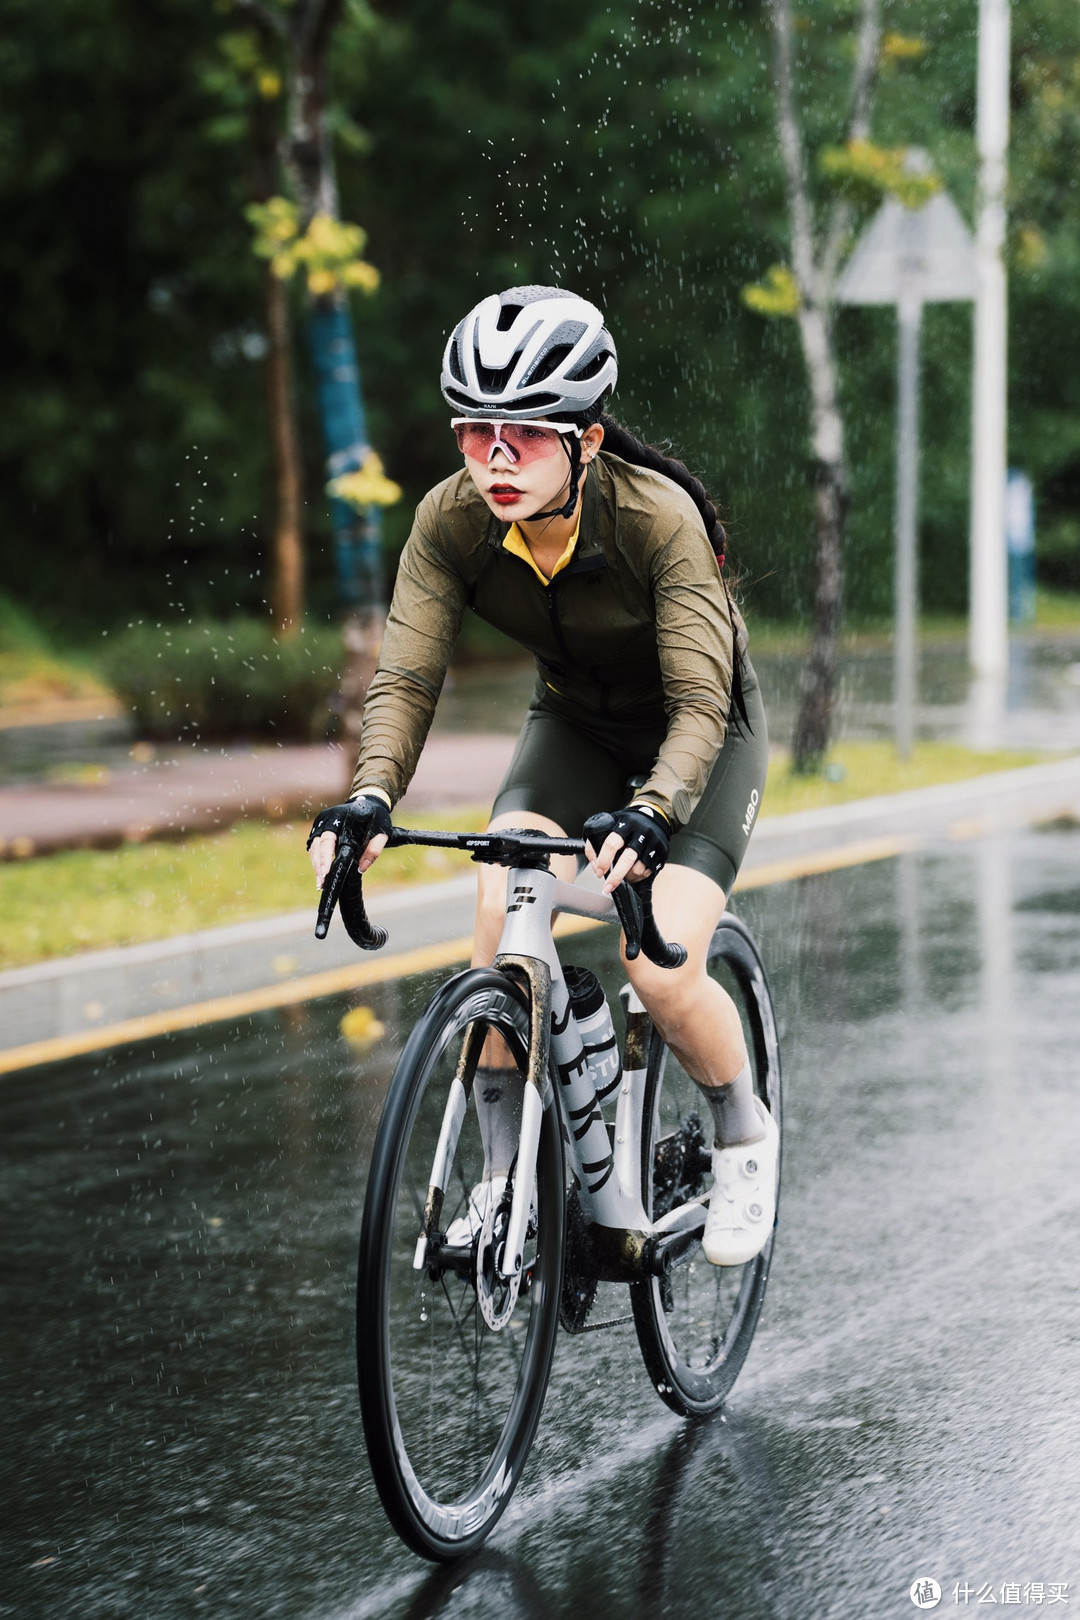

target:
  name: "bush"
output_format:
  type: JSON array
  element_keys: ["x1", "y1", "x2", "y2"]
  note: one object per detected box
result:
[{"x1": 103, "y1": 619, "x2": 342, "y2": 741}]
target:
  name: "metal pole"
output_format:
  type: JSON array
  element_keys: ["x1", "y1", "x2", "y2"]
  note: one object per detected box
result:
[
  {"x1": 895, "y1": 287, "x2": 922, "y2": 759},
  {"x1": 969, "y1": 0, "x2": 1010, "y2": 681}
]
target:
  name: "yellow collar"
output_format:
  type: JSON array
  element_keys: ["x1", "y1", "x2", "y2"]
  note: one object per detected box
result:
[{"x1": 502, "y1": 519, "x2": 581, "y2": 584}]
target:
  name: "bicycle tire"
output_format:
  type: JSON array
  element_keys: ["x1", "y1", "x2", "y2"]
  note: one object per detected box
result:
[
  {"x1": 630, "y1": 914, "x2": 781, "y2": 1417},
  {"x1": 357, "y1": 968, "x2": 565, "y2": 1560}
]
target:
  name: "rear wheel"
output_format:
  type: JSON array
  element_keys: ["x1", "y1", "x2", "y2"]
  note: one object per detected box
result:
[
  {"x1": 630, "y1": 914, "x2": 781, "y2": 1416},
  {"x1": 357, "y1": 968, "x2": 565, "y2": 1560}
]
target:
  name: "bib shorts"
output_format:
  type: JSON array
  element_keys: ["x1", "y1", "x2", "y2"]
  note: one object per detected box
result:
[{"x1": 492, "y1": 656, "x2": 769, "y2": 898}]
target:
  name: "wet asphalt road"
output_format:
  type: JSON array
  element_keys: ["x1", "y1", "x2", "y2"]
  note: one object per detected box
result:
[{"x1": 4, "y1": 825, "x2": 1080, "y2": 1619}]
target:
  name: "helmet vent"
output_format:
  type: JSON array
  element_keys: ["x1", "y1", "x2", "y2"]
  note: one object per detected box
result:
[
  {"x1": 569, "y1": 348, "x2": 614, "y2": 382},
  {"x1": 475, "y1": 358, "x2": 516, "y2": 393},
  {"x1": 528, "y1": 343, "x2": 572, "y2": 383},
  {"x1": 525, "y1": 320, "x2": 588, "y2": 384},
  {"x1": 496, "y1": 303, "x2": 522, "y2": 332}
]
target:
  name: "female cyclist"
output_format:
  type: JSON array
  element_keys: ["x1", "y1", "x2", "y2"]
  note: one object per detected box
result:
[{"x1": 308, "y1": 285, "x2": 776, "y2": 1266}]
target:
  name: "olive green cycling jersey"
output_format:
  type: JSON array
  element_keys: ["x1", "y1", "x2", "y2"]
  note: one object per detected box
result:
[{"x1": 349, "y1": 449, "x2": 749, "y2": 828}]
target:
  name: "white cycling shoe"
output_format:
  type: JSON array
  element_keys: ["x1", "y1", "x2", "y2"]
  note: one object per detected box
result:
[
  {"x1": 702, "y1": 1099, "x2": 779, "y2": 1267},
  {"x1": 444, "y1": 1176, "x2": 509, "y2": 1247}
]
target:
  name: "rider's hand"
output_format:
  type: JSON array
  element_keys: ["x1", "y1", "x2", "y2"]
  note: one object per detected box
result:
[
  {"x1": 583, "y1": 805, "x2": 671, "y2": 894},
  {"x1": 307, "y1": 795, "x2": 392, "y2": 888}
]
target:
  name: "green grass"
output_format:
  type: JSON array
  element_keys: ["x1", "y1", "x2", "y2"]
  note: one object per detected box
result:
[
  {"x1": 0, "y1": 591, "x2": 113, "y2": 711},
  {"x1": 762, "y1": 739, "x2": 1048, "y2": 816},
  {"x1": 0, "y1": 808, "x2": 488, "y2": 972},
  {"x1": 0, "y1": 739, "x2": 1069, "y2": 971},
  {"x1": 1033, "y1": 585, "x2": 1080, "y2": 629},
  {"x1": 747, "y1": 586, "x2": 1080, "y2": 654}
]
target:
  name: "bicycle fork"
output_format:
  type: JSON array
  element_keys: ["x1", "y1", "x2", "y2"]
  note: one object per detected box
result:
[{"x1": 410, "y1": 948, "x2": 555, "y2": 1282}]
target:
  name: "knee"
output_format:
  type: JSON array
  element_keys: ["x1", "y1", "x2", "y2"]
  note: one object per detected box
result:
[
  {"x1": 623, "y1": 952, "x2": 700, "y2": 1031},
  {"x1": 474, "y1": 871, "x2": 509, "y2": 959}
]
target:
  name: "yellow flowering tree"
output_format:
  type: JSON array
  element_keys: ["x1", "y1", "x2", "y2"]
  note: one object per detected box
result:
[
  {"x1": 246, "y1": 198, "x2": 381, "y2": 298},
  {"x1": 230, "y1": 0, "x2": 398, "y2": 771}
]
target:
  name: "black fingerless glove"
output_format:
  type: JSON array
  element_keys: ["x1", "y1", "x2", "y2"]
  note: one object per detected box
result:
[
  {"x1": 582, "y1": 804, "x2": 671, "y2": 875},
  {"x1": 307, "y1": 795, "x2": 392, "y2": 853}
]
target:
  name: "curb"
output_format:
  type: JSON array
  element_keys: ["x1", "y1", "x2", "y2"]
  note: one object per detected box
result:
[{"x1": 2, "y1": 756, "x2": 1079, "y2": 1070}]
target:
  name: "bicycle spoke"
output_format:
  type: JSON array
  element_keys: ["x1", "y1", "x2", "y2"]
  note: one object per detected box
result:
[
  {"x1": 630, "y1": 919, "x2": 780, "y2": 1415},
  {"x1": 358, "y1": 968, "x2": 564, "y2": 1556}
]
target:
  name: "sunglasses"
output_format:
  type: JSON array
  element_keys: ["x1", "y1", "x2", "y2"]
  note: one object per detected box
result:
[{"x1": 451, "y1": 418, "x2": 583, "y2": 465}]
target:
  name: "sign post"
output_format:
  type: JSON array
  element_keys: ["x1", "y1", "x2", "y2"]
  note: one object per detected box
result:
[
  {"x1": 837, "y1": 173, "x2": 978, "y2": 757},
  {"x1": 970, "y1": 0, "x2": 1011, "y2": 683}
]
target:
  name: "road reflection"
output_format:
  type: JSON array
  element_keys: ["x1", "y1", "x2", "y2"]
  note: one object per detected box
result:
[{"x1": 4, "y1": 828, "x2": 1080, "y2": 1617}]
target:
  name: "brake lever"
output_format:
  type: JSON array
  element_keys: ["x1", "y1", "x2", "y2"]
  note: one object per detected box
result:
[
  {"x1": 634, "y1": 874, "x2": 687, "y2": 969},
  {"x1": 314, "y1": 840, "x2": 388, "y2": 951},
  {"x1": 584, "y1": 811, "x2": 687, "y2": 969},
  {"x1": 611, "y1": 879, "x2": 644, "y2": 960}
]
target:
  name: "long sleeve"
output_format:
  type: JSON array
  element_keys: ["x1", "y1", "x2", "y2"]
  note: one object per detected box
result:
[
  {"x1": 633, "y1": 518, "x2": 737, "y2": 827},
  {"x1": 348, "y1": 496, "x2": 470, "y2": 805}
]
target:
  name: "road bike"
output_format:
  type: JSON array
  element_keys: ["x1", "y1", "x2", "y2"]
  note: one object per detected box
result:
[{"x1": 315, "y1": 820, "x2": 781, "y2": 1561}]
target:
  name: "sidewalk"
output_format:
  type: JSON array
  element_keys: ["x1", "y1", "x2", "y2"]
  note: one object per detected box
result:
[
  {"x1": 3, "y1": 754, "x2": 1080, "y2": 1070},
  {"x1": 0, "y1": 735, "x2": 517, "y2": 858}
]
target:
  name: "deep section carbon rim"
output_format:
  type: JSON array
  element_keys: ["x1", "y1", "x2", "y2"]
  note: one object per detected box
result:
[
  {"x1": 357, "y1": 969, "x2": 564, "y2": 1559},
  {"x1": 630, "y1": 915, "x2": 781, "y2": 1416}
]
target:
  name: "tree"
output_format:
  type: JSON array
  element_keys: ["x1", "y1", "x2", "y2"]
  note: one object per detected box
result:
[
  {"x1": 235, "y1": 0, "x2": 399, "y2": 768},
  {"x1": 755, "y1": 0, "x2": 885, "y2": 773},
  {"x1": 4, "y1": 0, "x2": 1079, "y2": 654},
  {"x1": 204, "y1": 26, "x2": 306, "y2": 635}
]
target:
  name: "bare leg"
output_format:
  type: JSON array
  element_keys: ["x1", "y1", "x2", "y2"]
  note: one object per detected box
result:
[
  {"x1": 470, "y1": 809, "x2": 578, "y2": 1163},
  {"x1": 621, "y1": 863, "x2": 764, "y2": 1145}
]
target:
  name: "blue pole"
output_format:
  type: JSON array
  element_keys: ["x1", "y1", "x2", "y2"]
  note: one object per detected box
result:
[{"x1": 306, "y1": 299, "x2": 382, "y2": 611}]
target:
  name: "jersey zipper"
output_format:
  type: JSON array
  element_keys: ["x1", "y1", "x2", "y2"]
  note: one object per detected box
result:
[{"x1": 547, "y1": 579, "x2": 613, "y2": 716}]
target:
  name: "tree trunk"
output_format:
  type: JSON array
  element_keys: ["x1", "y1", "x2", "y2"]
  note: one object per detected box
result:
[
  {"x1": 250, "y1": 81, "x2": 306, "y2": 637},
  {"x1": 265, "y1": 267, "x2": 304, "y2": 635},
  {"x1": 791, "y1": 457, "x2": 847, "y2": 769},
  {"x1": 768, "y1": 0, "x2": 880, "y2": 774},
  {"x1": 282, "y1": 0, "x2": 385, "y2": 790},
  {"x1": 791, "y1": 303, "x2": 848, "y2": 772}
]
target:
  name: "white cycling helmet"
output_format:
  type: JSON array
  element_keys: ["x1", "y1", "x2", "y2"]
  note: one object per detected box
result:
[{"x1": 441, "y1": 285, "x2": 618, "y2": 419}]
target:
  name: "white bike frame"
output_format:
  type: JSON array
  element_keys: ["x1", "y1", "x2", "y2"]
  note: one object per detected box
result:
[{"x1": 417, "y1": 861, "x2": 708, "y2": 1285}]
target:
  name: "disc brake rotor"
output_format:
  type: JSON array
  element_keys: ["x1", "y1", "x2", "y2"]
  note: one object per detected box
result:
[{"x1": 476, "y1": 1191, "x2": 521, "y2": 1331}]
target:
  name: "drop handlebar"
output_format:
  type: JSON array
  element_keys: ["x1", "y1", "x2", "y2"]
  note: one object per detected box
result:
[{"x1": 314, "y1": 824, "x2": 687, "y2": 969}]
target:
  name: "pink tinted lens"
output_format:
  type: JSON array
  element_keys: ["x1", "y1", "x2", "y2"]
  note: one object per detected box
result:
[{"x1": 453, "y1": 423, "x2": 565, "y2": 463}]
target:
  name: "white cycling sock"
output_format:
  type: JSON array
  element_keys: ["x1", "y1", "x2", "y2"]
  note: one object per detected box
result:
[
  {"x1": 474, "y1": 1065, "x2": 524, "y2": 1178},
  {"x1": 698, "y1": 1061, "x2": 765, "y2": 1148}
]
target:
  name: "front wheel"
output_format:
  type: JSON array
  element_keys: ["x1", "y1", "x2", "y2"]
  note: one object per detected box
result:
[
  {"x1": 357, "y1": 968, "x2": 565, "y2": 1560},
  {"x1": 630, "y1": 914, "x2": 781, "y2": 1416}
]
